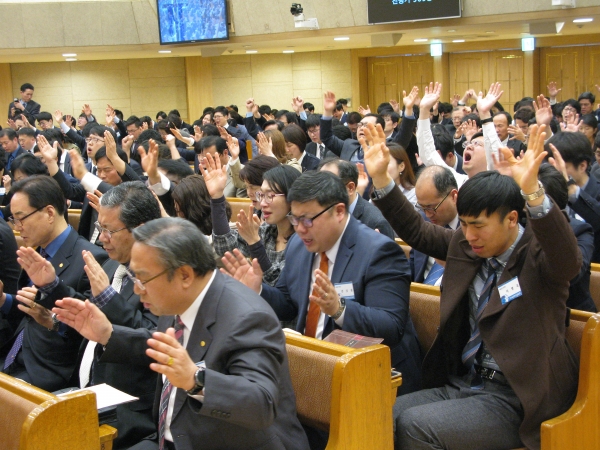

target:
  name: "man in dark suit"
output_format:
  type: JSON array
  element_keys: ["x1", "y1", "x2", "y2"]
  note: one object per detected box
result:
[
  {"x1": 7, "y1": 83, "x2": 40, "y2": 121},
  {"x1": 224, "y1": 171, "x2": 422, "y2": 397},
  {"x1": 493, "y1": 112, "x2": 525, "y2": 157},
  {"x1": 0, "y1": 129, "x2": 26, "y2": 174},
  {"x1": 22, "y1": 181, "x2": 161, "y2": 449},
  {"x1": 0, "y1": 176, "x2": 107, "y2": 391},
  {"x1": 365, "y1": 123, "x2": 580, "y2": 450},
  {"x1": 0, "y1": 218, "x2": 20, "y2": 343},
  {"x1": 305, "y1": 114, "x2": 332, "y2": 160},
  {"x1": 319, "y1": 158, "x2": 395, "y2": 240},
  {"x1": 53, "y1": 218, "x2": 310, "y2": 450},
  {"x1": 410, "y1": 166, "x2": 459, "y2": 285},
  {"x1": 213, "y1": 106, "x2": 248, "y2": 163},
  {"x1": 17, "y1": 127, "x2": 37, "y2": 154}
]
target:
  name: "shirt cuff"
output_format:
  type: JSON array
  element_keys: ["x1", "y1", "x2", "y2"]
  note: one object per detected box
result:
[
  {"x1": 333, "y1": 307, "x2": 346, "y2": 327},
  {"x1": 371, "y1": 179, "x2": 396, "y2": 200},
  {"x1": 1, "y1": 294, "x2": 13, "y2": 314},
  {"x1": 568, "y1": 186, "x2": 581, "y2": 204},
  {"x1": 113, "y1": 116, "x2": 120, "y2": 124},
  {"x1": 38, "y1": 276, "x2": 60, "y2": 294},
  {"x1": 299, "y1": 111, "x2": 307, "y2": 121},
  {"x1": 322, "y1": 116, "x2": 333, "y2": 121},
  {"x1": 149, "y1": 171, "x2": 171, "y2": 196},
  {"x1": 59, "y1": 122, "x2": 70, "y2": 134},
  {"x1": 404, "y1": 115, "x2": 415, "y2": 119},
  {"x1": 527, "y1": 195, "x2": 552, "y2": 218},
  {"x1": 245, "y1": 112, "x2": 253, "y2": 118},
  {"x1": 81, "y1": 172, "x2": 102, "y2": 192}
]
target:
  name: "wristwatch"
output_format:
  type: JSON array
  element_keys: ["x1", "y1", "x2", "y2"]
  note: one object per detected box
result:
[
  {"x1": 329, "y1": 297, "x2": 346, "y2": 321},
  {"x1": 567, "y1": 176, "x2": 577, "y2": 188},
  {"x1": 187, "y1": 363, "x2": 206, "y2": 395},
  {"x1": 48, "y1": 313, "x2": 60, "y2": 332},
  {"x1": 480, "y1": 117, "x2": 493, "y2": 125},
  {"x1": 521, "y1": 180, "x2": 545, "y2": 202}
]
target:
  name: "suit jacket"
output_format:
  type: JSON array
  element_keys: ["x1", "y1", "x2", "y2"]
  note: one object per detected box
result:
[
  {"x1": 352, "y1": 195, "x2": 394, "y2": 240},
  {"x1": 300, "y1": 151, "x2": 320, "y2": 172},
  {"x1": 567, "y1": 218, "x2": 597, "y2": 312},
  {"x1": 8, "y1": 100, "x2": 40, "y2": 120},
  {"x1": 374, "y1": 185, "x2": 581, "y2": 449},
  {"x1": 410, "y1": 248, "x2": 429, "y2": 283},
  {"x1": 261, "y1": 216, "x2": 422, "y2": 395},
  {"x1": 0, "y1": 219, "x2": 20, "y2": 344},
  {"x1": 5, "y1": 147, "x2": 26, "y2": 173},
  {"x1": 305, "y1": 142, "x2": 333, "y2": 160},
  {"x1": 568, "y1": 175, "x2": 600, "y2": 262},
  {"x1": 224, "y1": 126, "x2": 248, "y2": 164},
  {"x1": 454, "y1": 153, "x2": 465, "y2": 175},
  {"x1": 507, "y1": 137, "x2": 526, "y2": 157},
  {"x1": 44, "y1": 259, "x2": 158, "y2": 449},
  {"x1": 2, "y1": 227, "x2": 108, "y2": 391},
  {"x1": 101, "y1": 272, "x2": 310, "y2": 450}
]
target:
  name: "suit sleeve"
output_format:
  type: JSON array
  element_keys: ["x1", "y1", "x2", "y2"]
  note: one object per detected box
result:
[
  {"x1": 53, "y1": 170, "x2": 87, "y2": 202},
  {"x1": 340, "y1": 240, "x2": 411, "y2": 347},
  {"x1": 65, "y1": 128, "x2": 87, "y2": 156},
  {"x1": 392, "y1": 116, "x2": 416, "y2": 150},
  {"x1": 319, "y1": 118, "x2": 343, "y2": 157},
  {"x1": 260, "y1": 254, "x2": 299, "y2": 322},
  {"x1": 99, "y1": 324, "x2": 155, "y2": 366},
  {"x1": 198, "y1": 310, "x2": 285, "y2": 430}
]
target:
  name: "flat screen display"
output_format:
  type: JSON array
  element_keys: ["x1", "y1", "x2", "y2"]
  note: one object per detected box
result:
[
  {"x1": 368, "y1": 0, "x2": 461, "y2": 25},
  {"x1": 158, "y1": 0, "x2": 229, "y2": 44}
]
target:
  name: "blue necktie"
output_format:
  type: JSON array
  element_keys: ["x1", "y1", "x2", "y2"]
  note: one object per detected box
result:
[
  {"x1": 4, "y1": 247, "x2": 50, "y2": 370},
  {"x1": 461, "y1": 258, "x2": 501, "y2": 378},
  {"x1": 423, "y1": 262, "x2": 444, "y2": 285}
]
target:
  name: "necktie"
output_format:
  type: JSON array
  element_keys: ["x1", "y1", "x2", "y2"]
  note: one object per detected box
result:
[
  {"x1": 4, "y1": 248, "x2": 51, "y2": 370},
  {"x1": 92, "y1": 166, "x2": 97, "y2": 176},
  {"x1": 461, "y1": 258, "x2": 501, "y2": 375},
  {"x1": 305, "y1": 253, "x2": 328, "y2": 338},
  {"x1": 158, "y1": 316, "x2": 185, "y2": 450},
  {"x1": 423, "y1": 261, "x2": 444, "y2": 286},
  {"x1": 319, "y1": 144, "x2": 325, "y2": 160},
  {"x1": 79, "y1": 264, "x2": 128, "y2": 388}
]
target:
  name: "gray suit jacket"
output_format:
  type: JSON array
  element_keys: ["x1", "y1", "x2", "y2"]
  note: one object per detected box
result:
[{"x1": 102, "y1": 271, "x2": 309, "y2": 450}]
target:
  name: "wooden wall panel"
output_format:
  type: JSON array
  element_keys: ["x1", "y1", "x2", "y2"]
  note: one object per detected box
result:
[
  {"x1": 489, "y1": 51, "x2": 524, "y2": 113},
  {"x1": 540, "y1": 47, "x2": 582, "y2": 101},
  {"x1": 449, "y1": 53, "x2": 488, "y2": 102}
]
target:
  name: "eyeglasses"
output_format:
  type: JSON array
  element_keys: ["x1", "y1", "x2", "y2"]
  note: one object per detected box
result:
[
  {"x1": 356, "y1": 122, "x2": 369, "y2": 129},
  {"x1": 213, "y1": 114, "x2": 224, "y2": 119},
  {"x1": 9, "y1": 206, "x2": 46, "y2": 227},
  {"x1": 125, "y1": 268, "x2": 169, "y2": 292},
  {"x1": 85, "y1": 137, "x2": 105, "y2": 144},
  {"x1": 462, "y1": 140, "x2": 485, "y2": 149},
  {"x1": 287, "y1": 204, "x2": 335, "y2": 228},
  {"x1": 307, "y1": 128, "x2": 320, "y2": 135},
  {"x1": 94, "y1": 221, "x2": 127, "y2": 238},
  {"x1": 415, "y1": 191, "x2": 451, "y2": 215},
  {"x1": 256, "y1": 191, "x2": 285, "y2": 204}
]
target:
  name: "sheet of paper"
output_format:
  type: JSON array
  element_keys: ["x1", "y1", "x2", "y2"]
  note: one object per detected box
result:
[{"x1": 58, "y1": 383, "x2": 139, "y2": 410}]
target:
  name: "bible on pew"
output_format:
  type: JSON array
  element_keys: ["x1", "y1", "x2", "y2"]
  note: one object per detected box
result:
[{"x1": 322, "y1": 329, "x2": 383, "y2": 348}]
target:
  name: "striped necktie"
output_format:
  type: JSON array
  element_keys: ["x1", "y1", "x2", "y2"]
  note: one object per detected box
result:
[{"x1": 158, "y1": 316, "x2": 185, "y2": 450}]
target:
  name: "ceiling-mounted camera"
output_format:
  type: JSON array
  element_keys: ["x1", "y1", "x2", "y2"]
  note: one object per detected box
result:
[
  {"x1": 291, "y1": 3, "x2": 319, "y2": 29},
  {"x1": 290, "y1": 3, "x2": 303, "y2": 16}
]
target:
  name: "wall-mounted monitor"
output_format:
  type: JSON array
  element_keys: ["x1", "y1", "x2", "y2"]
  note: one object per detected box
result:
[
  {"x1": 368, "y1": 0, "x2": 461, "y2": 25},
  {"x1": 158, "y1": 0, "x2": 229, "y2": 45}
]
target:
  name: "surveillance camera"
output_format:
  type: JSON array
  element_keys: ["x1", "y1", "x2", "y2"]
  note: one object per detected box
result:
[{"x1": 290, "y1": 3, "x2": 303, "y2": 16}]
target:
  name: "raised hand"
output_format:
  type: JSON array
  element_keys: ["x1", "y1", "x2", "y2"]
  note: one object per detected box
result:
[
  {"x1": 451, "y1": 93, "x2": 461, "y2": 108},
  {"x1": 2, "y1": 175, "x2": 11, "y2": 192},
  {"x1": 170, "y1": 127, "x2": 185, "y2": 142},
  {"x1": 220, "y1": 249, "x2": 263, "y2": 293},
  {"x1": 245, "y1": 98, "x2": 255, "y2": 112},
  {"x1": 547, "y1": 143, "x2": 569, "y2": 181},
  {"x1": 358, "y1": 105, "x2": 371, "y2": 116},
  {"x1": 216, "y1": 125, "x2": 229, "y2": 140},
  {"x1": 309, "y1": 269, "x2": 340, "y2": 316},
  {"x1": 291, "y1": 96, "x2": 304, "y2": 113},
  {"x1": 138, "y1": 139, "x2": 160, "y2": 184},
  {"x1": 323, "y1": 91, "x2": 337, "y2": 116},
  {"x1": 236, "y1": 205, "x2": 261, "y2": 245},
  {"x1": 257, "y1": 132, "x2": 274, "y2": 158},
  {"x1": 82, "y1": 250, "x2": 110, "y2": 297},
  {"x1": 87, "y1": 190, "x2": 103, "y2": 213},
  {"x1": 82, "y1": 104, "x2": 93, "y2": 117},
  {"x1": 463, "y1": 119, "x2": 480, "y2": 142},
  {"x1": 563, "y1": 114, "x2": 581, "y2": 132},
  {"x1": 225, "y1": 134, "x2": 240, "y2": 161},
  {"x1": 105, "y1": 130, "x2": 125, "y2": 175},
  {"x1": 121, "y1": 135, "x2": 133, "y2": 153},
  {"x1": 403, "y1": 86, "x2": 419, "y2": 115},
  {"x1": 16, "y1": 286, "x2": 54, "y2": 329},
  {"x1": 65, "y1": 115, "x2": 73, "y2": 129},
  {"x1": 507, "y1": 124, "x2": 526, "y2": 142},
  {"x1": 477, "y1": 82, "x2": 503, "y2": 117},
  {"x1": 69, "y1": 148, "x2": 88, "y2": 180},
  {"x1": 146, "y1": 329, "x2": 198, "y2": 391},
  {"x1": 355, "y1": 162, "x2": 369, "y2": 197},
  {"x1": 359, "y1": 122, "x2": 391, "y2": 189},
  {"x1": 53, "y1": 298, "x2": 113, "y2": 345},
  {"x1": 420, "y1": 82, "x2": 442, "y2": 116},
  {"x1": 199, "y1": 152, "x2": 228, "y2": 199},
  {"x1": 533, "y1": 94, "x2": 553, "y2": 127},
  {"x1": 53, "y1": 110, "x2": 64, "y2": 125},
  {"x1": 105, "y1": 104, "x2": 116, "y2": 126},
  {"x1": 389, "y1": 99, "x2": 400, "y2": 113},
  {"x1": 17, "y1": 247, "x2": 57, "y2": 287},
  {"x1": 547, "y1": 81, "x2": 561, "y2": 99}
]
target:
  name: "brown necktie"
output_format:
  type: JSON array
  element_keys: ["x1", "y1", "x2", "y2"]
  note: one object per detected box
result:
[{"x1": 305, "y1": 252, "x2": 328, "y2": 338}]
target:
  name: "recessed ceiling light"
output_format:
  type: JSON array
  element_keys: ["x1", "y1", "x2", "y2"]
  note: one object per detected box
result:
[
  {"x1": 283, "y1": 50, "x2": 295, "y2": 54},
  {"x1": 447, "y1": 29, "x2": 456, "y2": 33},
  {"x1": 158, "y1": 50, "x2": 171, "y2": 54},
  {"x1": 246, "y1": 50, "x2": 258, "y2": 54},
  {"x1": 573, "y1": 18, "x2": 593, "y2": 23},
  {"x1": 334, "y1": 37, "x2": 350, "y2": 41},
  {"x1": 414, "y1": 38, "x2": 428, "y2": 43},
  {"x1": 486, "y1": 31, "x2": 495, "y2": 34},
  {"x1": 452, "y1": 39, "x2": 465, "y2": 43},
  {"x1": 243, "y1": 45, "x2": 251, "y2": 48},
  {"x1": 65, "y1": 58, "x2": 77, "y2": 62},
  {"x1": 62, "y1": 53, "x2": 77, "y2": 57}
]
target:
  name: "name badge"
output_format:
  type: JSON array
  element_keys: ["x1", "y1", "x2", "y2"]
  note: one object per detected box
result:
[
  {"x1": 498, "y1": 277, "x2": 522, "y2": 305},
  {"x1": 334, "y1": 282, "x2": 355, "y2": 300}
]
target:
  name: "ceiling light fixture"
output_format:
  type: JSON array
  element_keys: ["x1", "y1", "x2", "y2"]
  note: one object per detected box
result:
[
  {"x1": 452, "y1": 39, "x2": 465, "y2": 43},
  {"x1": 62, "y1": 53, "x2": 77, "y2": 57},
  {"x1": 573, "y1": 18, "x2": 593, "y2": 23},
  {"x1": 283, "y1": 50, "x2": 295, "y2": 53},
  {"x1": 334, "y1": 37, "x2": 350, "y2": 41},
  {"x1": 414, "y1": 38, "x2": 428, "y2": 43},
  {"x1": 65, "y1": 58, "x2": 77, "y2": 62},
  {"x1": 246, "y1": 50, "x2": 258, "y2": 54},
  {"x1": 158, "y1": 50, "x2": 171, "y2": 54}
]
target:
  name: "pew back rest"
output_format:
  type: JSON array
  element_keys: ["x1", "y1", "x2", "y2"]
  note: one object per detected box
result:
[
  {"x1": 285, "y1": 332, "x2": 396, "y2": 449},
  {"x1": 68, "y1": 208, "x2": 82, "y2": 231},
  {"x1": 0, "y1": 373, "x2": 103, "y2": 449},
  {"x1": 226, "y1": 197, "x2": 252, "y2": 221},
  {"x1": 409, "y1": 283, "x2": 441, "y2": 356},
  {"x1": 588, "y1": 269, "x2": 600, "y2": 312}
]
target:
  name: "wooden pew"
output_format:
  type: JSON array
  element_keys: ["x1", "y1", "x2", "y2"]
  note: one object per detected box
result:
[
  {"x1": 285, "y1": 332, "x2": 400, "y2": 449},
  {"x1": 408, "y1": 283, "x2": 600, "y2": 450},
  {"x1": 589, "y1": 264, "x2": 600, "y2": 311},
  {"x1": 394, "y1": 238, "x2": 411, "y2": 260},
  {"x1": 0, "y1": 372, "x2": 117, "y2": 449},
  {"x1": 226, "y1": 197, "x2": 252, "y2": 220},
  {"x1": 68, "y1": 208, "x2": 82, "y2": 231}
]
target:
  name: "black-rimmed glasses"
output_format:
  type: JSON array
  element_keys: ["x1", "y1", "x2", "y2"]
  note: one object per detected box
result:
[
  {"x1": 94, "y1": 221, "x2": 127, "y2": 238},
  {"x1": 125, "y1": 268, "x2": 169, "y2": 292},
  {"x1": 287, "y1": 204, "x2": 335, "y2": 228},
  {"x1": 415, "y1": 191, "x2": 451, "y2": 215},
  {"x1": 9, "y1": 206, "x2": 46, "y2": 227}
]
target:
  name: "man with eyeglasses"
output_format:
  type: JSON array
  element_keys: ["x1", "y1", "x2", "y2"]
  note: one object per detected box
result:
[
  {"x1": 0, "y1": 175, "x2": 107, "y2": 392},
  {"x1": 18, "y1": 181, "x2": 161, "y2": 448},
  {"x1": 53, "y1": 217, "x2": 310, "y2": 450},
  {"x1": 411, "y1": 166, "x2": 459, "y2": 286},
  {"x1": 223, "y1": 171, "x2": 422, "y2": 403},
  {"x1": 304, "y1": 113, "x2": 331, "y2": 160}
]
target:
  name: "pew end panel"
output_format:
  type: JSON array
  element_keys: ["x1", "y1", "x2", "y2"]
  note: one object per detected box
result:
[{"x1": 285, "y1": 332, "x2": 397, "y2": 450}]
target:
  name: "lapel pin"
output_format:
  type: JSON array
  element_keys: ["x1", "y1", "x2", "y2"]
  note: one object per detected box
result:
[
  {"x1": 200, "y1": 341, "x2": 206, "y2": 347},
  {"x1": 59, "y1": 263, "x2": 64, "y2": 268}
]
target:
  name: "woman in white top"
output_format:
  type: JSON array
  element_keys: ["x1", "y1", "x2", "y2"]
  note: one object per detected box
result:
[{"x1": 387, "y1": 142, "x2": 417, "y2": 206}]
